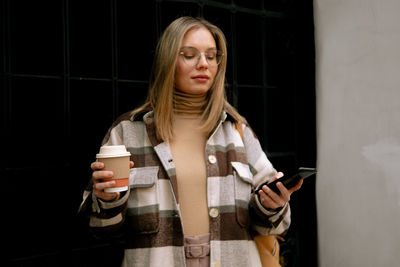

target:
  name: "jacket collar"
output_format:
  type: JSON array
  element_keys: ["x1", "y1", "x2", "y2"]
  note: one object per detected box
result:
[
  {"x1": 133, "y1": 108, "x2": 236, "y2": 146},
  {"x1": 134, "y1": 109, "x2": 235, "y2": 124}
]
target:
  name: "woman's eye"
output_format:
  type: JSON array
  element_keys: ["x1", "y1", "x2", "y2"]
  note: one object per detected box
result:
[{"x1": 184, "y1": 54, "x2": 195, "y2": 59}]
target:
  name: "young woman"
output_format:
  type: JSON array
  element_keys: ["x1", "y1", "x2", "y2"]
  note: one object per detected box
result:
[{"x1": 79, "y1": 16, "x2": 302, "y2": 267}]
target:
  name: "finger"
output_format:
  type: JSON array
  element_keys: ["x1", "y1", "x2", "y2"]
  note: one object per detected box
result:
[
  {"x1": 276, "y1": 182, "x2": 291, "y2": 202},
  {"x1": 268, "y1": 172, "x2": 284, "y2": 183},
  {"x1": 260, "y1": 185, "x2": 284, "y2": 208},
  {"x1": 92, "y1": 170, "x2": 114, "y2": 183},
  {"x1": 258, "y1": 189, "x2": 280, "y2": 210},
  {"x1": 262, "y1": 184, "x2": 287, "y2": 207},
  {"x1": 91, "y1": 161, "x2": 104, "y2": 171},
  {"x1": 94, "y1": 189, "x2": 120, "y2": 201},
  {"x1": 288, "y1": 178, "x2": 303, "y2": 194},
  {"x1": 93, "y1": 180, "x2": 115, "y2": 191}
]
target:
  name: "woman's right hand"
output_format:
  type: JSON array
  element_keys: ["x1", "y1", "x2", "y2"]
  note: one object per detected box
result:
[{"x1": 91, "y1": 161, "x2": 134, "y2": 201}]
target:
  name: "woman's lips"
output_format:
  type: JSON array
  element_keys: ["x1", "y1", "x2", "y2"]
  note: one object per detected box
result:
[{"x1": 192, "y1": 75, "x2": 210, "y2": 82}]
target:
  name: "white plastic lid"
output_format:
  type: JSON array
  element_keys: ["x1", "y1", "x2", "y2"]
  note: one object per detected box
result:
[{"x1": 96, "y1": 145, "x2": 131, "y2": 158}]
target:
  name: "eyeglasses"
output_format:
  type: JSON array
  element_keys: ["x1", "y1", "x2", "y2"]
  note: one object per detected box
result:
[{"x1": 179, "y1": 47, "x2": 224, "y2": 67}]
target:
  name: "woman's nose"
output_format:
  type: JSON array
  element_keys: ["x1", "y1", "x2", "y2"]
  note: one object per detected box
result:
[{"x1": 196, "y1": 53, "x2": 209, "y2": 69}]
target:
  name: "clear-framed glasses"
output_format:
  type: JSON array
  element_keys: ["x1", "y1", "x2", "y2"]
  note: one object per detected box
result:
[{"x1": 179, "y1": 47, "x2": 224, "y2": 67}]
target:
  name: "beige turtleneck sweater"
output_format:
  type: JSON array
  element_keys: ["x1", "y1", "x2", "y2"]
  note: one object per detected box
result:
[{"x1": 170, "y1": 89, "x2": 210, "y2": 236}]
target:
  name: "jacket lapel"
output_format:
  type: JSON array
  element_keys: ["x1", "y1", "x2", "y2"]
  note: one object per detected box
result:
[{"x1": 143, "y1": 111, "x2": 180, "y2": 204}]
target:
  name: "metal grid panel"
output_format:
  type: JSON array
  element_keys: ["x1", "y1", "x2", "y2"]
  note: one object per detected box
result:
[{"x1": 2, "y1": 0, "x2": 316, "y2": 266}]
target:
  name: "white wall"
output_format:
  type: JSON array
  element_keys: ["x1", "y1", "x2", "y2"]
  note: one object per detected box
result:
[{"x1": 314, "y1": 0, "x2": 400, "y2": 266}]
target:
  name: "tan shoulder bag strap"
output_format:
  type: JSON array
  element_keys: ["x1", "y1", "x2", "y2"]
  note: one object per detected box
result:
[
  {"x1": 235, "y1": 122, "x2": 244, "y2": 141},
  {"x1": 235, "y1": 121, "x2": 282, "y2": 267}
]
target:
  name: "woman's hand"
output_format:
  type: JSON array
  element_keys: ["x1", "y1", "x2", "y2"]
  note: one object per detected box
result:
[
  {"x1": 91, "y1": 161, "x2": 134, "y2": 201},
  {"x1": 257, "y1": 172, "x2": 303, "y2": 211}
]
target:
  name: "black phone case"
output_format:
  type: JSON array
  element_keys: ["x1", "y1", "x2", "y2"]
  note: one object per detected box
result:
[{"x1": 256, "y1": 167, "x2": 317, "y2": 195}]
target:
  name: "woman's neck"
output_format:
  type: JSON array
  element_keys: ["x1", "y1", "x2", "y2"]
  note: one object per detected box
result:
[{"x1": 173, "y1": 89, "x2": 207, "y2": 116}]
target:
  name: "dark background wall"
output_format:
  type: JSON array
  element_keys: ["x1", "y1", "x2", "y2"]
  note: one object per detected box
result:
[{"x1": 1, "y1": 0, "x2": 316, "y2": 266}]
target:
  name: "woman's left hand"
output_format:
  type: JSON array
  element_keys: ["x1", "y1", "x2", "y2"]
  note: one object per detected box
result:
[{"x1": 257, "y1": 172, "x2": 303, "y2": 210}]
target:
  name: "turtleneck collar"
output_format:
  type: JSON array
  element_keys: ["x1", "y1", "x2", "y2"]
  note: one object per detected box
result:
[{"x1": 173, "y1": 89, "x2": 208, "y2": 116}]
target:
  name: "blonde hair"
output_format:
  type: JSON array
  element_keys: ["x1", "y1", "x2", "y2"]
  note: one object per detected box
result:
[{"x1": 133, "y1": 16, "x2": 244, "y2": 141}]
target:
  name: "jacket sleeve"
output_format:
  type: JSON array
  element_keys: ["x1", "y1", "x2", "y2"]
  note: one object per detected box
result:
[
  {"x1": 240, "y1": 122, "x2": 291, "y2": 236},
  {"x1": 78, "y1": 122, "x2": 130, "y2": 239}
]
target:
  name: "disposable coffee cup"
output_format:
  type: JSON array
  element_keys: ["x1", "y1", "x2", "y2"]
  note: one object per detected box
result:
[{"x1": 96, "y1": 145, "x2": 131, "y2": 193}]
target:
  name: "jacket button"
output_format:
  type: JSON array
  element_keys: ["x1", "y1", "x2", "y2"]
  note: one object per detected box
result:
[
  {"x1": 209, "y1": 208, "x2": 219, "y2": 218},
  {"x1": 208, "y1": 155, "x2": 217, "y2": 164}
]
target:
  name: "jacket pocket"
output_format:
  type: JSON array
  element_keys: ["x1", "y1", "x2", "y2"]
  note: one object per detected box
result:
[
  {"x1": 231, "y1": 161, "x2": 253, "y2": 228},
  {"x1": 127, "y1": 166, "x2": 160, "y2": 234}
]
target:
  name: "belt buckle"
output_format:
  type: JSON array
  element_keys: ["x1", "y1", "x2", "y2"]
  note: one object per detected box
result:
[{"x1": 185, "y1": 245, "x2": 209, "y2": 258}]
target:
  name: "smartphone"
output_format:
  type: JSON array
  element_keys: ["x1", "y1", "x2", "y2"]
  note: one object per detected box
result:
[{"x1": 256, "y1": 167, "x2": 317, "y2": 195}]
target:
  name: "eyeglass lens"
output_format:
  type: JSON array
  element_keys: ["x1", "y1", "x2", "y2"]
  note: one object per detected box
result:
[{"x1": 179, "y1": 47, "x2": 223, "y2": 66}]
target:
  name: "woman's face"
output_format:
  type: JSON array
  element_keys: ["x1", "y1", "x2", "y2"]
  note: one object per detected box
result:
[{"x1": 175, "y1": 27, "x2": 219, "y2": 94}]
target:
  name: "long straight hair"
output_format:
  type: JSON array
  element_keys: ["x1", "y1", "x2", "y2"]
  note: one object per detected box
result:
[{"x1": 133, "y1": 16, "x2": 243, "y2": 141}]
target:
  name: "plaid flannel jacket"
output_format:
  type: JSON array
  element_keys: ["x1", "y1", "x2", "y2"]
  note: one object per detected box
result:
[{"x1": 79, "y1": 109, "x2": 290, "y2": 267}]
